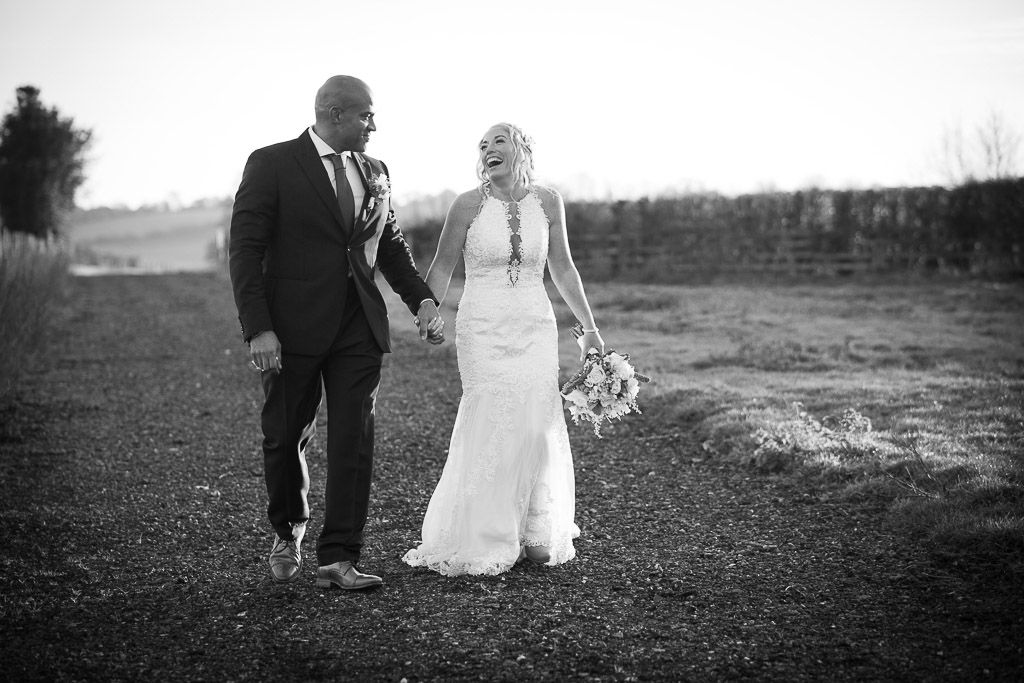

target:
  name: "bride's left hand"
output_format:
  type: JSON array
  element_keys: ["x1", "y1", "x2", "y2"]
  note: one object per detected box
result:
[
  {"x1": 415, "y1": 300, "x2": 445, "y2": 343},
  {"x1": 578, "y1": 331, "x2": 605, "y2": 361}
]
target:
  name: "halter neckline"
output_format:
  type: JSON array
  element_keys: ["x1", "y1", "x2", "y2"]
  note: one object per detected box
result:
[{"x1": 484, "y1": 182, "x2": 532, "y2": 204}]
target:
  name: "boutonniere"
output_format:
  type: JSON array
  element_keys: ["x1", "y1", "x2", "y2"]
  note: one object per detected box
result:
[{"x1": 368, "y1": 173, "x2": 391, "y2": 202}]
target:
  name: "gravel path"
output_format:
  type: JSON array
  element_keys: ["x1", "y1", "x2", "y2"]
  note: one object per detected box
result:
[{"x1": 1, "y1": 272, "x2": 1020, "y2": 681}]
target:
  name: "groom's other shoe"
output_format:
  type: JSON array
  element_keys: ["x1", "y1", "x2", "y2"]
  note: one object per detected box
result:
[
  {"x1": 316, "y1": 562, "x2": 383, "y2": 590},
  {"x1": 268, "y1": 523, "x2": 305, "y2": 583}
]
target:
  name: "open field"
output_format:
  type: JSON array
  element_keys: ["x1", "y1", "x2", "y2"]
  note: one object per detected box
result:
[
  {"x1": 430, "y1": 277, "x2": 1024, "y2": 577},
  {"x1": 1, "y1": 272, "x2": 1021, "y2": 680},
  {"x1": 561, "y1": 279, "x2": 1024, "y2": 570},
  {"x1": 63, "y1": 199, "x2": 442, "y2": 273},
  {"x1": 68, "y1": 204, "x2": 229, "y2": 271}
]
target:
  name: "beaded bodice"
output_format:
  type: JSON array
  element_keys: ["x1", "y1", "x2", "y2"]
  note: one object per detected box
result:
[{"x1": 463, "y1": 186, "x2": 549, "y2": 289}]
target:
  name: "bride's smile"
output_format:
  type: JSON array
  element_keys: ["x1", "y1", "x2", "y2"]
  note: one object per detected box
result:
[{"x1": 479, "y1": 128, "x2": 514, "y2": 177}]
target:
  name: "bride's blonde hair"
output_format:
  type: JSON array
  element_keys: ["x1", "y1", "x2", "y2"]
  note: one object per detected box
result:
[{"x1": 477, "y1": 122, "x2": 534, "y2": 190}]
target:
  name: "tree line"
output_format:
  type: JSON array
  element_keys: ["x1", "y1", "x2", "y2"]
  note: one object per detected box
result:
[
  {"x1": 404, "y1": 180, "x2": 1024, "y2": 282},
  {"x1": 1, "y1": 85, "x2": 1020, "y2": 282}
]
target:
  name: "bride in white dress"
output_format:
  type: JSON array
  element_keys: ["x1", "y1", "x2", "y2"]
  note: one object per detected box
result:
[{"x1": 402, "y1": 123, "x2": 604, "y2": 576}]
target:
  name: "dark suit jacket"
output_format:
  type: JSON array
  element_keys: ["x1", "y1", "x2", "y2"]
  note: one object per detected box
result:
[{"x1": 229, "y1": 131, "x2": 434, "y2": 355}]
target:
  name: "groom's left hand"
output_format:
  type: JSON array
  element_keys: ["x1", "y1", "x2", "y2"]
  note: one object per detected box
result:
[{"x1": 415, "y1": 300, "x2": 445, "y2": 344}]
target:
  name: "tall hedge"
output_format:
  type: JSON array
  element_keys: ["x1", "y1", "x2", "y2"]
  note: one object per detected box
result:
[{"x1": 403, "y1": 179, "x2": 1024, "y2": 281}]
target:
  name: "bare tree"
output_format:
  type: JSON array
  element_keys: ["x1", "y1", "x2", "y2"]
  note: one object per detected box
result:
[
  {"x1": 939, "y1": 121, "x2": 973, "y2": 185},
  {"x1": 938, "y1": 110, "x2": 1021, "y2": 185},
  {"x1": 977, "y1": 110, "x2": 1021, "y2": 180}
]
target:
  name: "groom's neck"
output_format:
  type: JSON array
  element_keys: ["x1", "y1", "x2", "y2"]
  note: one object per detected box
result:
[{"x1": 312, "y1": 123, "x2": 344, "y2": 153}]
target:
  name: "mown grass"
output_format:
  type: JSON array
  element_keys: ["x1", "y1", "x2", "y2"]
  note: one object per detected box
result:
[
  {"x1": 528, "y1": 278, "x2": 1023, "y2": 577},
  {"x1": 0, "y1": 232, "x2": 69, "y2": 401}
]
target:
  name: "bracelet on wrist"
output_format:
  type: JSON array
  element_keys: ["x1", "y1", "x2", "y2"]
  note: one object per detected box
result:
[{"x1": 582, "y1": 327, "x2": 599, "y2": 333}]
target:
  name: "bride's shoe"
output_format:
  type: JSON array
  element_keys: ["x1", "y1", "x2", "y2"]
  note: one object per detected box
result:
[{"x1": 524, "y1": 545, "x2": 551, "y2": 564}]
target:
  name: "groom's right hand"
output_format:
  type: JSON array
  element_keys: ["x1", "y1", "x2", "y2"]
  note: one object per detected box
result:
[{"x1": 249, "y1": 330, "x2": 282, "y2": 373}]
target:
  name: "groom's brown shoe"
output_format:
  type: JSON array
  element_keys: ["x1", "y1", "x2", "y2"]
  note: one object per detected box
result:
[
  {"x1": 269, "y1": 538, "x2": 301, "y2": 582},
  {"x1": 316, "y1": 561, "x2": 383, "y2": 590},
  {"x1": 269, "y1": 524, "x2": 305, "y2": 583}
]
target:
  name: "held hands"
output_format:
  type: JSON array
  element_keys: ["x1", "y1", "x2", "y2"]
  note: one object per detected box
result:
[
  {"x1": 249, "y1": 330, "x2": 282, "y2": 373},
  {"x1": 415, "y1": 300, "x2": 445, "y2": 345}
]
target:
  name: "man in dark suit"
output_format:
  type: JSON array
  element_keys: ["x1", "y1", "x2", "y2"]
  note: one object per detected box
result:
[{"x1": 229, "y1": 75, "x2": 444, "y2": 590}]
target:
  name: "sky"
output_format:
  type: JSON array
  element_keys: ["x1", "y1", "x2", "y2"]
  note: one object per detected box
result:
[{"x1": 1, "y1": 0, "x2": 1022, "y2": 208}]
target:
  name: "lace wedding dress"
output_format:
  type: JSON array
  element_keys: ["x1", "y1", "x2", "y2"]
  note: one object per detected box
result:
[{"x1": 402, "y1": 186, "x2": 580, "y2": 576}]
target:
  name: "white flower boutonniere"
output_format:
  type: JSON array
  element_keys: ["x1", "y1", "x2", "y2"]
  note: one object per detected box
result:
[{"x1": 369, "y1": 173, "x2": 391, "y2": 202}]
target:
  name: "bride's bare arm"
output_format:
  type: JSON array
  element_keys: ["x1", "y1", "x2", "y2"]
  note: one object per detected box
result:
[
  {"x1": 425, "y1": 190, "x2": 478, "y2": 306},
  {"x1": 542, "y1": 187, "x2": 605, "y2": 357}
]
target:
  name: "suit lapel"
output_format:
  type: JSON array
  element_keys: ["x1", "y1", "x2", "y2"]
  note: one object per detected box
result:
[
  {"x1": 293, "y1": 132, "x2": 345, "y2": 230},
  {"x1": 349, "y1": 154, "x2": 381, "y2": 246}
]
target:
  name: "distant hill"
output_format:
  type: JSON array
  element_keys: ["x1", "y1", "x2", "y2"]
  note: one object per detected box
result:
[
  {"x1": 68, "y1": 199, "x2": 232, "y2": 271},
  {"x1": 65, "y1": 191, "x2": 457, "y2": 271},
  {"x1": 70, "y1": 198, "x2": 232, "y2": 240}
]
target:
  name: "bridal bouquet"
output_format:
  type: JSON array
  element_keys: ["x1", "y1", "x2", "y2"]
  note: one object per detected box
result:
[{"x1": 560, "y1": 322, "x2": 651, "y2": 437}]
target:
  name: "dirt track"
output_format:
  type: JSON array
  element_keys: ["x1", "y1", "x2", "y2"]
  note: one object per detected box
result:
[{"x1": 1, "y1": 272, "x2": 1020, "y2": 681}]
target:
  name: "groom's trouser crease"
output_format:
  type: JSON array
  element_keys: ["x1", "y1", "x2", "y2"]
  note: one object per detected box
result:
[{"x1": 259, "y1": 293, "x2": 382, "y2": 567}]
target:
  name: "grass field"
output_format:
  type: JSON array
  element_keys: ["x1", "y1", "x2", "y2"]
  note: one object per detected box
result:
[
  {"x1": 438, "y1": 276, "x2": 1024, "y2": 575},
  {"x1": 598, "y1": 278, "x2": 1024, "y2": 571},
  {"x1": 0, "y1": 232, "x2": 69, "y2": 399},
  {"x1": 68, "y1": 204, "x2": 228, "y2": 271}
]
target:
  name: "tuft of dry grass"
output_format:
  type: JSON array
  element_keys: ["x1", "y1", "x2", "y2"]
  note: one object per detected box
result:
[
  {"x1": 551, "y1": 277, "x2": 1024, "y2": 576},
  {"x1": 0, "y1": 232, "x2": 69, "y2": 401}
]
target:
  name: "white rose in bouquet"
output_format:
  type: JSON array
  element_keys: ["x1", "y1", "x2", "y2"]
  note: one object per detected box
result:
[
  {"x1": 586, "y1": 364, "x2": 607, "y2": 385},
  {"x1": 626, "y1": 377, "x2": 640, "y2": 399},
  {"x1": 606, "y1": 352, "x2": 634, "y2": 380},
  {"x1": 566, "y1": 389, "x2": 589, "y2": 407}
]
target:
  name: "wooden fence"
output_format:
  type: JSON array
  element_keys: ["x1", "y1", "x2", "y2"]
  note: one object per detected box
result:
[{"x1": 404, "y1": 179, "x2": 1024, "y2": 282}]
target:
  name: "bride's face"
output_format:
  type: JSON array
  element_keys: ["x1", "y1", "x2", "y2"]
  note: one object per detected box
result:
[{"x1": 479, "y1": 126, "x2": 513, "y2": 180}]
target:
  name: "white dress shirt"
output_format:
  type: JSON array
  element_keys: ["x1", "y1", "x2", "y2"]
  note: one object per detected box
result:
[
  {"x1": 307, "y1": 127, "x2": 366, "y2": 224},
  {"x1": 305, "y1": 128, "x2": 435, "y2": 315}
]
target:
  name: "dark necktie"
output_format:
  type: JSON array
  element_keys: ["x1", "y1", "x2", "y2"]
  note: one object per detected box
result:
[{"x1": 329, "y1": 153, "x2": 355, "y2": 235}]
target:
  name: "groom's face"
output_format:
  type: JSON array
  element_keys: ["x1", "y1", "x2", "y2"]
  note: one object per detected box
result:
[{"x1": 333, "y1": 91, "x2": 376, "y2": 153}]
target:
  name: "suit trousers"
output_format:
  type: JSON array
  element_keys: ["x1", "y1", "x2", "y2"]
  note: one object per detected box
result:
[{"x1": 260, "y1": 290, "x2": 383, "y2": 565}]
